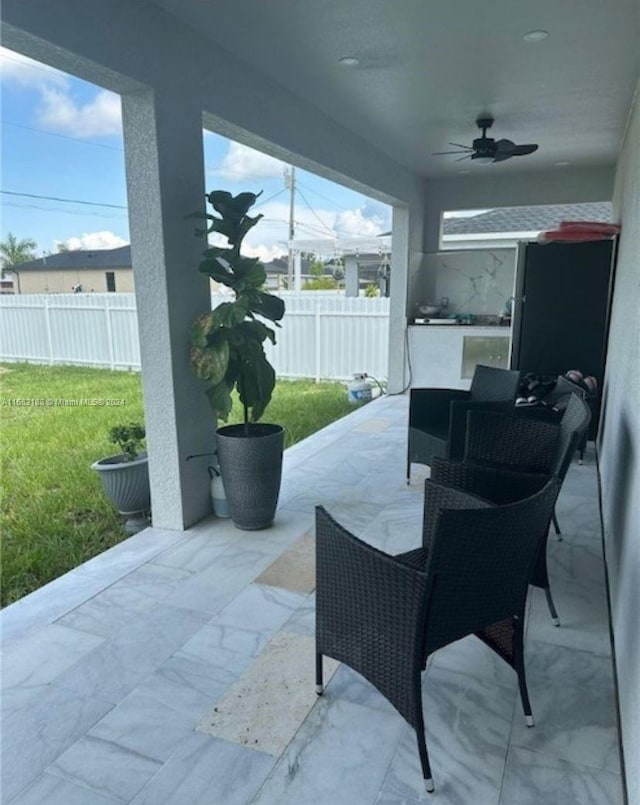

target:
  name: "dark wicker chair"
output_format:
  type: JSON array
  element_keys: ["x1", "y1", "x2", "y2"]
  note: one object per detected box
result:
[
  {"x1": 464, "y1": 392, "x2": 591, "y2": 537},
  {"x1": 315, "y1": 476, "x2": 560, "y2": 794},
  {"x1": 542, "y1": 376, "x2": 593, "y2": 462},
  {"x1": 433, "y1": 393, "x2": 591, "y2": 626},
  {"x1": 407, "y1": 364, "x2": 521, "y2": 482}
]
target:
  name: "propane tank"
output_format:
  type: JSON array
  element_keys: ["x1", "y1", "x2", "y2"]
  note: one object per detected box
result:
[
  {"x1": 208, "y1": 465, "x2": 230, "y2": 518},
  {"x1": 347, "y1": 373, "x2": 373, "y2": 404}
]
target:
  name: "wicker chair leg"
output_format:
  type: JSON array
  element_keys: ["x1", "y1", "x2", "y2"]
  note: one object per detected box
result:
[
  {"x1": 416, "y1": 725, "x2": 434, "y2": 793},
  {"x1": 552, "y1": 509, "x2": 562, "y2": 540},
  {"x1": 315, "y1": 652, "x2": 324, "y2": 695},
  {"x1": 544, "y1": 588, "x2": 561, "y2": 627},
  {"x1": 406, "y1": 455, "x2": 411, "y2": 485},
  {"x1": 513, "y1": 616, "x2": 535, "y2": 727}
]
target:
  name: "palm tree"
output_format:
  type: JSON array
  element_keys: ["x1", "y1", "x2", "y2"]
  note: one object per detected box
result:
[{"x1": 0, "y1": 233, "x2": 37, "y2": 276}]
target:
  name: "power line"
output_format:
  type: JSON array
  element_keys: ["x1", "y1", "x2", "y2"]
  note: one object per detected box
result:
[
  {"x1": 252, "y1": 188, "x2": 288, "y2": 209},
  {"x1": 1, "y1": 190, "x2": 127, "y2": 210},
  {"x1": 296, "y1": 179, "x2": 358, "y2": 212},
  {"x1": 0, "y1": 120, "x2": 124, "y2": 152},
  {"x1": 295, "y1": 186, "x2": 335, "y2": 236},
  {"x1": 2, "y1": 201, "x2": 127, "y2": 220}
]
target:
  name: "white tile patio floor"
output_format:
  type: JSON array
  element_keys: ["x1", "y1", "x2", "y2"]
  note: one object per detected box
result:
[{"x1": 1, "y1": 394, "x2": 623, "y2": 804}]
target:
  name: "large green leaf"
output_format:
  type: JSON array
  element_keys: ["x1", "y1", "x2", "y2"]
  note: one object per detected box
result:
[
  {"x1": 211, "y1": 300, "x2": 248, "y2": 328},
  {"x1": 233, "y1": 257, "x2": 266, "y2": 289},
  {"x1": 206, "y1": 192, "x2": 263, "y2": 247},
  {"x1": 208, "y1": 191, "x2": 260, "y2": 221},
  {"x1": 246, "y1": 290, "x2": 285, "y2": 323},
  {"x1": 189, "y1": 339, "x2": 229, "y2": 384},
  {"x1": 205, "y1": 380, "x2": 233, "y2": 421},
  {"x1": 190, "y1": 312, "x2": 216, "y2": 348},
  {"x1": 236, "y1": 340, "x2": 276, "y2": 422},
  {"x1": 236, "y1": 320, "x2": 276, "y2": 345},
  {"x1": 198, "y1": 254, "x2": 235, "y2": 287},
  {"x1": 231, "y1": 213, "x2": 263, "y2": 247}
]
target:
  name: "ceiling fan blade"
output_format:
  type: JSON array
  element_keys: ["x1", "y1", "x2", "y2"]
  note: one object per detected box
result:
[
  {"x1": 433, "y1": 150, "x2": 467, "y2": 155},
  {"x1": 494, "y1": 138, "x2": 516, "y2": 155},
  {"x1": 512, "y1": 143, "x2": 539, "y2": 156},
  {"x1": 492, "y1": 151, "x2": 514, "y2": 163},
  {"x1": 454, "y1": 154, "x2": 473, "y2": 162},
  {"x1": 449, "y1": 143, "x2": 474, "y2": 150}
]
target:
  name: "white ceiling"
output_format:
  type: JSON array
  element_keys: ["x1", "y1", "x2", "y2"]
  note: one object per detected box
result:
[{"x1": 153, "y1": 0, "x2": 639, "y2": 179}]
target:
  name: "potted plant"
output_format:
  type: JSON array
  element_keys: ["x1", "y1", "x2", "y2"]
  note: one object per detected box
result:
[
  {"x1": 189, "y1": 190, "x2": 286, "y2": 530},
  {"x1": 91, "y1": 422, "x2": 151, "y2": 534}
]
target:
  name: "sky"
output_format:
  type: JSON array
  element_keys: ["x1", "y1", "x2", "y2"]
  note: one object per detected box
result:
[{"x1": 0, "y1": 46, "x2": 393, "y2": 263}]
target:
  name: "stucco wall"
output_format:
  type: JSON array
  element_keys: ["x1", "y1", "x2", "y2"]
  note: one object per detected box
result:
[
  {"x1": 599, "y1": 80, "x2": 640, "y2": 805},
  {"x1": 17, "y1": 268, "x2": 134, "y2": 294}
]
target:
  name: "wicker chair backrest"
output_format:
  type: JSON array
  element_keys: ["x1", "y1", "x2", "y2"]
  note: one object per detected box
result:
[
  {"x1": 550, "y1": 393, "x2": 591, "y2": 478},
  {"x1": 469, "y1": 364, "x2": 521, "y2": 403},
  {"x1": 464, "y1": 410, "x2": 560, "y2": 473},
  {"x1": 423, "y1": 477, "x2": 561, "y2": 655},
  {"x1": 421, "y1": 481, "x2": 492, "y2": 554}
]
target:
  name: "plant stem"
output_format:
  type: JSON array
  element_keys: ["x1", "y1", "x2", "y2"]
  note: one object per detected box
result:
[{"x1": 243, "y1": 403, "x2": 250, "y2": 437}]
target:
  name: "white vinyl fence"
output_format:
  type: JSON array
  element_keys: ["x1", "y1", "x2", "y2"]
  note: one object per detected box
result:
[{"x1": 0, "y1": 292, "x2": 390, "y2": 382}]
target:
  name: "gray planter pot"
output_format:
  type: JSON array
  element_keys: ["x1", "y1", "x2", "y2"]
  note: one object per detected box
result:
[
  {"x1": 216, "y1": 423, "x2": 284, "y2": 530},
  {"x1": 91, "y1": 452, "x2": 151, "y2": 533}
]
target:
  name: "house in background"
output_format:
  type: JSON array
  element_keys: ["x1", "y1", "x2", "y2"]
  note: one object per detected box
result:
[
  {"x1": 441, "y1": 201, "x2": 614, "y2": 249},
  {"x1": 10, "y1": 248, "x2": 318, "y2": 294},
  {"x1": 10, "y1": 246, "x2": 133, "y2": 294}
]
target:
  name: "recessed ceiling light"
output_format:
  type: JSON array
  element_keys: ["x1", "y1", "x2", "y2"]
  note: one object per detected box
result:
[
  {"x1": 338, "y1": 56, "x2": 360, "y2": 67},
  {"x1": 523, "y1": 30, "x2": 549, "y2": 42},
  {"x1": 554, "y1": 161, "x2": 571, "y2": 167},
  {"x1": 458, "y1": 170, "x2": 471, "y2": 175}
]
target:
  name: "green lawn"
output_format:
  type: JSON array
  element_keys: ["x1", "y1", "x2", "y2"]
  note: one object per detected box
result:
[{"x1": 0, "y1": 363, "x2": 356, "y2": 606}]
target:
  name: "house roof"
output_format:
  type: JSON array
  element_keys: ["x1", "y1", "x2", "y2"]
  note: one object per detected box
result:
[
  {"x1": 13, "y1": 247, "x2": 306, "y2": 276},
  {"x1": 442, "y1": 202, "x2": 613, "y2": 235},
  {"x1": 263, "y1": 257, "x2": 313, "y2": 275},
  {"x1": 12, "y1": 246, "x2": 132, "y2": 271}
]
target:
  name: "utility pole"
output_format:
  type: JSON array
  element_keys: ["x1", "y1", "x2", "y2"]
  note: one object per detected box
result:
[{"x1": 284, "y1": 166, "x2": 296, "y2": 290}]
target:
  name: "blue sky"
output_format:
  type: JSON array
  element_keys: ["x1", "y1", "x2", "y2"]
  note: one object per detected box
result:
[{"x1": 0, "y1": 46, "x2": 392, "y2": 262}]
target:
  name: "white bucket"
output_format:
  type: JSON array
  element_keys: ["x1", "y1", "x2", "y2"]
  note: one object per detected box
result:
[{"x1": 209, "y1": 465, "x2": 231, "y2": 518}]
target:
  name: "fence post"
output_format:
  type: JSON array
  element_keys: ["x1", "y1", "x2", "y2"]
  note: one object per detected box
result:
[
  {"x1": 43, "y1": 296, "x2": 54, "y2": 365},
  {"x1": 104, "y1": 296, "x2": 116, "y2": 370},
  {"x1": 315, "y1": 306, "x2": 322, "y2": 383}
]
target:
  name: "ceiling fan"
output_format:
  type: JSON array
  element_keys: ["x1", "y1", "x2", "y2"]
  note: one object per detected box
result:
[{"x1": 434, "y1": 117, "x2": 539, "y2": 164}]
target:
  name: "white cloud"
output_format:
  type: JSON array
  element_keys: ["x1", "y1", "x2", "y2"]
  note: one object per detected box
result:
[
  {"x1": 55, "y1": 231, "x2": 128, "y2": 251},
  {"x1": 38, "y1": 87, "x2": 122, "y2": 137},
  {"x1": 0, "y1": 46, "x2": 67, "y2": 89},
  {"x1": 1, "y1": 46, "x2": 122, "y2": 137},
  {"x1": 216, "y1": 142, "x2": 286, "y2": 181},
  {"x1": 203, "y1": 196, "x2": 392, "y2": 258},
  {"x1": 334, "y1": 208, "x2": 384, "y2": 238},
  {"x1": 243, "y1": 243, "x2": 289, "y2": 263}
]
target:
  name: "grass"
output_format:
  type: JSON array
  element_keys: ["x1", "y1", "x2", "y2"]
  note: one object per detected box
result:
[{"x1": 0, "y1": 363, "x2": 357, "y2": 606}]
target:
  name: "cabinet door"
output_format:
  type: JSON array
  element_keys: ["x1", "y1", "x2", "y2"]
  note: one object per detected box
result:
[
  {"x1": 462, "y1": 336, "x2": 510, "y2": 378},
  {"x1": 512, "y1": 239, "x2": 615, "y2": 437},
  {"x1": 514, "y1": 240, "x2": 613, "y2": 377}
]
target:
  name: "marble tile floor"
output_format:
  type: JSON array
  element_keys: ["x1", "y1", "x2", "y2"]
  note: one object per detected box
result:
[{"x1": 0, "y1": 394, "x2": 623, "y2": 804}]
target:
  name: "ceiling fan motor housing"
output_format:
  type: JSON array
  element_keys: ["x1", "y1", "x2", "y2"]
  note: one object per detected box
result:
[{"x1": 473, "y1": 136, "x2": 495, "y2": 153}]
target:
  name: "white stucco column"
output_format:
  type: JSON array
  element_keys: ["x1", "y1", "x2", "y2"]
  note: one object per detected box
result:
[
  {"x1": 121, "y1": 89, "x2": 213, "y2": 530},
  {"x1": 344, "y1": 255, "x2": 359, "y2": 297},
  {"x1": 387, "y1": 191, "x2": 427, "y2": 394}
]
